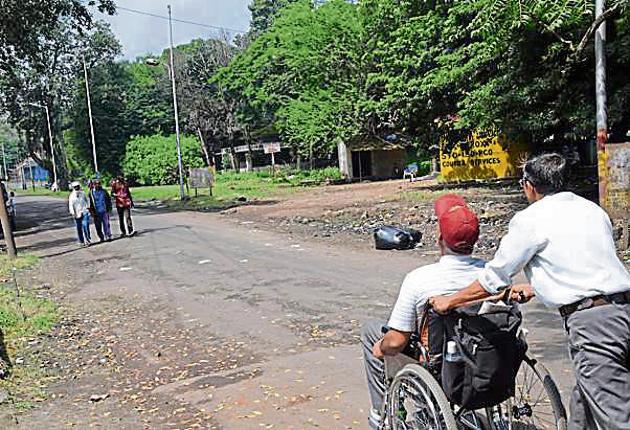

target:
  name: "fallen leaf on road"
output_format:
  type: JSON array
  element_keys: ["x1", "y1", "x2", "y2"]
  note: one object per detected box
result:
[{"x1": 89, "y1": 393, "x2": 110, "y2": 403}]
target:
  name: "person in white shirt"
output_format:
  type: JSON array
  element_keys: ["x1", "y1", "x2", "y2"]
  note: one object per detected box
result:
[
  {"x1": 6, "y1": 191, "x2": 16, "y2": 231},
  {"x1": 431, "y1": 153, "x2": 630, "y2": 430},
  {"x1": 361, "y1": 194, "x2": 485, "y2": 429},
  {"x1": 68, "y1": 181, "x2": 92, "y2": 246}
]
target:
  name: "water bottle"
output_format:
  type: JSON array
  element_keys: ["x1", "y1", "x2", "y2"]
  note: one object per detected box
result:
[{"x1": 445, "y1": 340, "x2": 463, "y2": 362}]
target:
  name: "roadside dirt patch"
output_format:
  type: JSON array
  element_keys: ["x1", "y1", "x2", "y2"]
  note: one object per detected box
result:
[
  {"x1": 226, "y1": 179, "x2": 529, "y2": 258},
  {"x1": 1, "y1": 291, "x2": 260, "y2": 429}
]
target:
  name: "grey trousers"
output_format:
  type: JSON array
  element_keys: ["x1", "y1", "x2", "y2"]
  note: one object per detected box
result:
[
  {"x1": 565, "y1": 302, "x2": 630, "y2": 430},
  {"x1": 361, "y1": 320, "x2": 387, "y2": 413}
]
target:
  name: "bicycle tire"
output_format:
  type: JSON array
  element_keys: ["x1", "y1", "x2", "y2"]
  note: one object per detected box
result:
[
  {"x1": 387, "y1": 363, "x2": 458, "y2": 430},
  {"x1": 485, "y1": 356, "x2": 567, "y2": 430}
]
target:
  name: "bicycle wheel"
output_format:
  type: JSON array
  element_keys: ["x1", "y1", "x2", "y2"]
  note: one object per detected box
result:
[
  {"x1": 387, "y1": 363, "x2": 458, "y2": 430},
  {"x1": 485, "y1": 357, "x2": 567, "y2": 430}
]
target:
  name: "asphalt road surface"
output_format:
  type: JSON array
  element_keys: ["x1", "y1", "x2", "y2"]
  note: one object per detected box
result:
[{"x1": 11, "y1": 196, "x2": 574, "y2": 429}]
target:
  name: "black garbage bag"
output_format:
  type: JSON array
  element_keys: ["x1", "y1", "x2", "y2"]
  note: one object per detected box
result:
[{"x1": 374, "y1": 226, "x2": 422, "y2": 250}]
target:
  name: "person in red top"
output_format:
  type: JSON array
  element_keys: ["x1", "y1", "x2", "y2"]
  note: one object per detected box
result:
[{"x1": 110, "y1": 176, "x2": 135, "y2": 237}]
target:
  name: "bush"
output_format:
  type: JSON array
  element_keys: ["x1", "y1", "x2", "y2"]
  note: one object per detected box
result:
[
  {"x1": 274, "y1": 166, "x2": 342, "y2": 185},
  {"x1": 123, "y1": 134, "x2": 205, "y2": 185}
]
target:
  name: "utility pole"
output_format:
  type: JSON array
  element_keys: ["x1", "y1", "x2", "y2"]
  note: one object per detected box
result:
[
  {"x1": 0, "y1": 141, "x2": 6, "y2": 180},
  {"x1": 168, "y1": 5, "x2": 186, "y2": 201},
  {"x1": 28, "y1": 158, "x2": 35, "y2": 190},
  {"x1": 83, "y1": 56, "x2": 98, "y2": 174},
  {"x1": 44, "y1": 104, "x2": 58, "y2": 190},
  {"x1": 595, "y1": 0, "x2": 608, "y2": 206}
]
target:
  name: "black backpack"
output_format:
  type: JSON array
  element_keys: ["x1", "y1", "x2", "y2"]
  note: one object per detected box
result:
[{"x1": 440, "y1": 303, "x2": 527, "y2": 410}]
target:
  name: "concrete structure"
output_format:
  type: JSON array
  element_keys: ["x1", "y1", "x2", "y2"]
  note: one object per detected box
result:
[{"x1": 338, "y1": 141, "x2": 407, "y2": 180}]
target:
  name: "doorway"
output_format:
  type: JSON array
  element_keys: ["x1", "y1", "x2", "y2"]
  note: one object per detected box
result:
[{"x1": 352, "y1": 151, "x2": 372, "y2": 179}]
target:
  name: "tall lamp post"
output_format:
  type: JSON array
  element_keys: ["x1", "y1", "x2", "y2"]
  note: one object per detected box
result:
[
  {"x1": 28, "y1": 103, "x2": 58, "y2": 190},
  {"x1": 146, "y1": 5, "x2": 186, "y2": 201},
  {"x1": 83, "y1": 56, "x2": 99, "y2": 174}
]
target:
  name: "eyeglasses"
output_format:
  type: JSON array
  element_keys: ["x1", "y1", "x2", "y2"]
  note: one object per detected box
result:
[{"x1": 519, "y1": 176, "x2": 535, "y2": 188}]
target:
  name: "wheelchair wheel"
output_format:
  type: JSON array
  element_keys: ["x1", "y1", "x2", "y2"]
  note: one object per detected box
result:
[
  {"x1": 387, "y1": 363, "x2": 458, "y2": 430},
  {"x1": 485, "y1": 357, "x2": 567, "y2": 430}
]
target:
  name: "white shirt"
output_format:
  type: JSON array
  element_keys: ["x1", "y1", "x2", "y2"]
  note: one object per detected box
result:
[
  {"x1": 6, "y1": 197, "x2": 15, "y2": 216},
  {"x1": 479, "y1": 192, "x2": 630, "y2": 308},
  {"x1": 388, "y1": 255, "x2": 486, "y2": 332},
  {"x1": 68, "y1": 190, "x2": 90, "y2": 219}
]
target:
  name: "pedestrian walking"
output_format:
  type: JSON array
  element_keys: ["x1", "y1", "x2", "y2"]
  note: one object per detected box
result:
[
  {"x1": 111, "y1": 176, "x2": 135, "y2": 237},
  {"x1": 68, "y1": 181, "x2": 92, "y2": 246},
  {"x1": 89, "y1": 179, "x2": 112, "y2": 242},
  {"x1": 430, "y1": 153, "x2": 630, "y2": 430},
  {"x1": 6, "y1": 191, "x2": 16, "y2": 231}
]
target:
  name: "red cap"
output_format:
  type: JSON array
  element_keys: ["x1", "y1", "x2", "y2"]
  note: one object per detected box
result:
[{"x1": 434, "y1": 194, "x2": 479, "y2": 253}]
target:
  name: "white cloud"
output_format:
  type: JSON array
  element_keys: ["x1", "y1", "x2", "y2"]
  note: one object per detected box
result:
[{"x1": 95, "y1": 0, "x2": 251, "y2": 60}]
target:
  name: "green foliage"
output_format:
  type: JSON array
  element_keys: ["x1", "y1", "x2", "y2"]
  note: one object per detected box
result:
[
  {"x1": 122, "y1": 134, "x2": 205, "y2": 186},
  {"x1": 276, "y1": 166, "x2": 343, "y2": 184},
  {"x1": 0, "y1": 0, "x2": 115, "y2": 73},
  {"x1": 217, "y1": 0, "x2": 364, "y2": 158},
  {"x1": 0, "y1": 254, "x2": 57, "y2": 340},
  {"x1": 248, "y1": 0, "x2": 299, "y2": 36},
  {"x1": 65, "y1": 58, "x2": 173, "y2": 178},
  {"x1": 358, "y1": 0, "x2": 630, "y2": 148}
]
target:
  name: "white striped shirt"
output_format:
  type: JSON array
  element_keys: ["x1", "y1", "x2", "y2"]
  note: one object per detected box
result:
[{"x1": 387, "y1": 255, "x2": 486, "y2": 332}]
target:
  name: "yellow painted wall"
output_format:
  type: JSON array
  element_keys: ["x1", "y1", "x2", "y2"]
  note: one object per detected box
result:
[{"x1": 440, "y1": 132, "x2": 529, "y2": 182}]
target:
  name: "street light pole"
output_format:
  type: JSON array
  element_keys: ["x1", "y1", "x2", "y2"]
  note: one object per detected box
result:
[
  {"x1": 0, "y1": 141, "x2": 6, "y2": 181},
  {"x1": 168, "y1": 4, "x2": 186, "y2": 201},
  {"x1": 43, "y1": 104, "x2": 58, "y2": 190},
  {"x1": 595, "y1": 0, "x2": 608, "y2": 208},
  {"x1": 83, "y1": 56, "x2": 98, "y2": 174}
]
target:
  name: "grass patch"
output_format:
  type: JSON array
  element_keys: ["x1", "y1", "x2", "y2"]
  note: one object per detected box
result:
[
  {"x1": 14, "y1": 188, "x2": 65, "y2": 199},
  {"x1": 0, "y1": 254, "x2": 59, "y2": 406},
  {"x1": 132, "y1": 169, "x2": 335, "y2": 210}
]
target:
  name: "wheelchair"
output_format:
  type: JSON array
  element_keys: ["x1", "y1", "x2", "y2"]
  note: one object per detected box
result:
[{"x1": 378, "y1": 326, "x2": 567, "y2": 430}]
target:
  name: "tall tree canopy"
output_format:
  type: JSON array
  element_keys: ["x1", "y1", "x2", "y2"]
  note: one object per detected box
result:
[{"x1": 218, "y1": 0, "x2": 364, "y2": 158}]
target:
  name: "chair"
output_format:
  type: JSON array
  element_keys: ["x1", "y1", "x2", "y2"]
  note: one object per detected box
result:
[{"x1": 402, "y1": 163, "x2": 419, "y2": 182}]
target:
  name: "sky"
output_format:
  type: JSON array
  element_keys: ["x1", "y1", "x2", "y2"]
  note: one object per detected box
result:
[{"x1": 94, "y1": 0, "x2": 252, "y2": 60}]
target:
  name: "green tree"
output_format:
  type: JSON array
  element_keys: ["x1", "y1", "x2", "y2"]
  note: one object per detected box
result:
[
  {"x1": 0, "y1": 0, "x2": 115, "y2": 75},
  {"x1": 122, "y1": 134, "x2": 205, "y2": 185},
  {"x1": 248, "y1": 0, "x2": 299, "y2": 36},
  {"x1": 359, "y1": 0, "x2": 630, "y2": 152},
  {"x1": 217, "y1": 0, "x2": 365, "y2": 159},
  {"x1": 0, "y1": 20, "x2": 121, "y2": 181},
  {"x1": 65, "y1": 56, "x2": 173, "y2": 178}
]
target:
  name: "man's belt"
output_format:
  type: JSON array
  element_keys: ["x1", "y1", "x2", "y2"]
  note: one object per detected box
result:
[{"x1": 559, "y1": 291, "x2": 630, "y2": 318}]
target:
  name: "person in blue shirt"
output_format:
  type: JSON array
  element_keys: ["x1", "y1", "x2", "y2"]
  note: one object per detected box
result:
[{"x1": 89, "y1": 179, "x2": 113, "y2": 242}]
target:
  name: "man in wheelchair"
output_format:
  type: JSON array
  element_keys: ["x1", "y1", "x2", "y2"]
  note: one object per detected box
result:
[{"x1": 361, "y1": 194, "x2": 484, "y2": 429}]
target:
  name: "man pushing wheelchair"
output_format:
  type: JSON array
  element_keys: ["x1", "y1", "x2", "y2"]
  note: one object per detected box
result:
[{"x1": 362, "y1": 153, "x2": 630, "y2": 430}]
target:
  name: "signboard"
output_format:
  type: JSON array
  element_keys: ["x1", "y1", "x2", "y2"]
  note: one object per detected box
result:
[
  {"x1": 263, "y1": 143, "x2": 281, "y2": 154},
  {"x1": 440, "y1": 132, "x2": 529, "y2": 182},
  {"x1": 602, "y1": 142, "x2": 630, "y2": 219},
  {"x1": 189, "y1": 168, "x2": 214, "y2": 189}
]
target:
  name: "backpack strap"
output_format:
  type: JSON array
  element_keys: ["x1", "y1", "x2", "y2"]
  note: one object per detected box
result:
[{"x1": 418, "y1": 302, "x2": 432, "y2": 362}]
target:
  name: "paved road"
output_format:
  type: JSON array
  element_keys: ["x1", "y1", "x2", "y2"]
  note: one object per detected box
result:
[{"x1": 12, "y1": 196, "x2": 573, "y2": 429}]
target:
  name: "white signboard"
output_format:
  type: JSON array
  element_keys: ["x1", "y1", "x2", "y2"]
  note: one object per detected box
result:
[{"x1": 263, "y1": 143, "x2": 281, "y2": 154}]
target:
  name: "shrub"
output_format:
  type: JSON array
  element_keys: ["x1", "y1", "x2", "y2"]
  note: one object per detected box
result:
[{"x1": 123, "y1": 134, "x2": 205, "y2": 185}]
